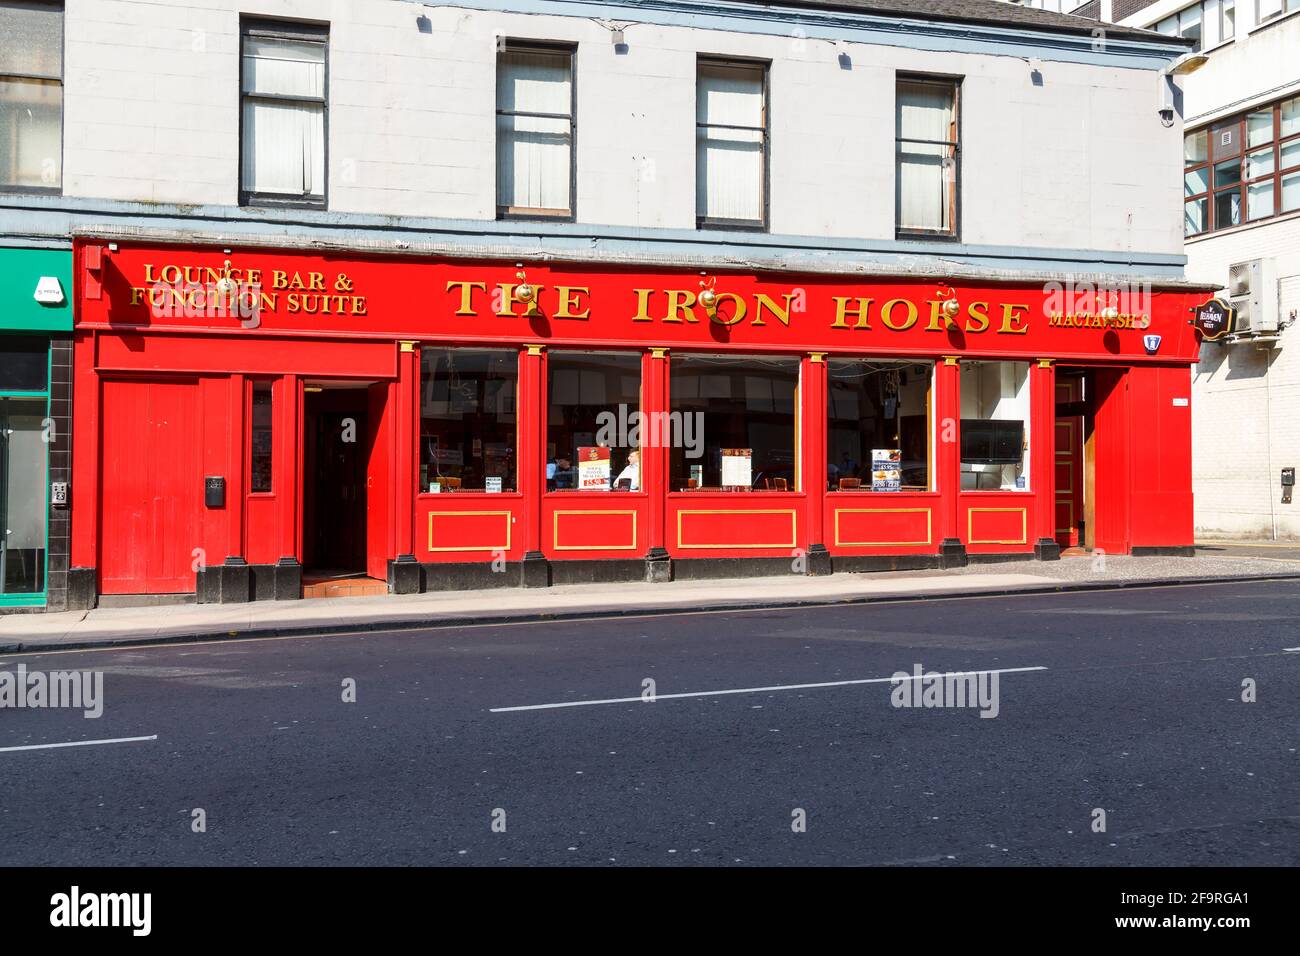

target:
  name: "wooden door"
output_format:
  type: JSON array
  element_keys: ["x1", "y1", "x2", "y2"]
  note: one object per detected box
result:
[
  {"x1": 1054, "y1": 376, "x2": 1085, "y2": 549},
  {"x1": 100, "y1": 379, "x2": 203, "y2": 593}
]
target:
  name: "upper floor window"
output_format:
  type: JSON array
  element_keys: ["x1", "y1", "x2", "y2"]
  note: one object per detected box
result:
[
  {"x1": 696, "y1": 57, "x2": 768, "y2": 230},
  {"x1": 240, "y1": 19, "x2": 327, "y2": 207},
  {"x1": 496, "y1": 43, "x2": 574, "y2": 220},
  {"x1": 0, "y1": 0, "x2": 62, "y2": 192},
  {"x1": 896, "y1": 75, "x2": 959, "y2": 239},
  {"x1": 1185, "y1": 94, "x2": 1300, "y2": 236},
  {"x1": 1155, "y1": 1, "x2": 1235, "y2": 51},
  {"x1": 1258, "y1": 0, "x2": 1298, "y2": 24}
]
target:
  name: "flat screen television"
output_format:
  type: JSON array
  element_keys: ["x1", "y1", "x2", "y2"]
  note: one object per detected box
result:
[{"x1": 961, "y1": 419, "x2": 1024, "y2": 465}]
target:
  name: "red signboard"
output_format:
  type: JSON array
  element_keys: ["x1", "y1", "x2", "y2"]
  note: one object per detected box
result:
[{"x1": 77, "y1": 242, "x2": 1206, "y2": 364}]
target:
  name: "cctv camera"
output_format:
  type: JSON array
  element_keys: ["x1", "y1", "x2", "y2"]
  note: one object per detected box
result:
[{"x1": 1158, "y1": 107, "x2": 1175, "y2": 128}]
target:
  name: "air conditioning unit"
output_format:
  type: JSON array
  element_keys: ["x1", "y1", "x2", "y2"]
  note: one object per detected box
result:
[{"x1": 1227, "y1": 258, "x2": 1279, "y2": 335}]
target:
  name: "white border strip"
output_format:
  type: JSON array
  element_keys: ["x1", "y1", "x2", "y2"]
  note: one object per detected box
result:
[
  {"x1": 490, "y1": 666, "x2": 1047, "y2": 713},
  {"x1": 0, "y1": 735, "x2": 158, "y2": 754}
]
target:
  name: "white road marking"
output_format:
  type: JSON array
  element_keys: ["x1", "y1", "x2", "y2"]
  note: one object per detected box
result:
[
  {"x1": 490, "y1": 666, "x2": 1048, "y2": 713},
  {"x1": 1285, "y1": 647, "x2": 1300, "y2": 653},
  {"x1": 0, "y1": 734, "x2": 157, "y2": 754}
]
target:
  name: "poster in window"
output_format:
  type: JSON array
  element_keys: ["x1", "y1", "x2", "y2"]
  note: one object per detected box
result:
[
  {"x1": 871, "y1": 448, "x2": 902, "y2": 492},
  {"x1": 577, "y1": 446, "x2": 612, "y2": 490},
  {"x1": 721, "y1": 448, "x2": 752, "y2": 489}
]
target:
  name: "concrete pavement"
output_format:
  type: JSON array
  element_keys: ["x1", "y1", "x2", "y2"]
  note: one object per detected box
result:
[{"x1": 3, "y1": 552, "x2": 1300, "y2": 653}]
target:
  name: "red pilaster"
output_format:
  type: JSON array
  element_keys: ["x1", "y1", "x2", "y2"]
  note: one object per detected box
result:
[
  {"x1": 643, "y1": 348, "x2": 670, "y2": 555},
  {"x1": 1030, "y1": 358, "x2": 1059, "y2": 557},
  {"x1": 226, "y1": 374, "x2": 246, "y2": 560},
  {"x1": 518, "y1": 344, "x2": 546, "y2": 559},
  {"x1": 395, "y1": 343, "x2": 418, "y2": 557},
  {"x1": 936, "y1": 356, "x2": 965, "y2": 565},
  {"x1": 279, "y1": 374, "x2": 300, "y2": 562},
  {"x1": 801, "y1": 353, "x2": 828, "y2": 570},
  {"x1": 70, "y1": 330, "x2": 99, "y2": 570}
]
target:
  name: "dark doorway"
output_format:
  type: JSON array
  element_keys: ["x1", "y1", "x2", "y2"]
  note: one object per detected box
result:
[{"x1": 303, "y1": 387, "x2": 369, "y2": 575}]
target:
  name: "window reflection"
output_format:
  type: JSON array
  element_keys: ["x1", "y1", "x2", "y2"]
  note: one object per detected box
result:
[{"x1": 419, "y1": 348, "x2": 517, "y2": 492}]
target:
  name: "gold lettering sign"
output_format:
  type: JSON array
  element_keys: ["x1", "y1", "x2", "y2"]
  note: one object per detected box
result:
[
  {"x1": 1047, "y1": 313, "x2": 1145, "y2": 330},
  {"x1": 440, "y1": 279, "x2": 1038, "y2": 335},
  {"x1": 133, "y1": 262, "x2": 369, "y2": 317}
]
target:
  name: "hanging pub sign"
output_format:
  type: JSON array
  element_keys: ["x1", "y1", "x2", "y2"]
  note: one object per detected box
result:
[{"x1": 1191, "y1": 298, "x2": 1235, "y2": 341}]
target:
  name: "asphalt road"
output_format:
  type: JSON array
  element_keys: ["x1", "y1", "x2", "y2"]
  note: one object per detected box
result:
[{"x1": 1, "y1": 579, "x2": 1297, "y2": 866}]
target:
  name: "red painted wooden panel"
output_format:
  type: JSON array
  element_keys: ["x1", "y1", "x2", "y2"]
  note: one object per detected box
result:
[
  {"x1": 424, "y1": 506, "x2": 516, "y2": 557},
  {"x1": 964, "y1": 502, "x2": 1031, "y2": 549},
  {"x1": 94, "y1": 332, "x2": 396, "y2": 379},
  {"x1": 1128, "y1": 366, "x2": 1193, "y2": 547},
  {"x1": 831, "y1": 505, "x2": 933, "y2": 549},
  {"x1": 99, "y1": 379, "x2": 203, "y2": 593},
  {"x1": 548, "y1": 506, "x2": 641, "y2": 554},
  {"x1": 674, "y1": 506, "x2": 799, "y2": 553}
]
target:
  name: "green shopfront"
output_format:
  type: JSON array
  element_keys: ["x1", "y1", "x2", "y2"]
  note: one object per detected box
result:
[{"x1": 0, "y1": 248, "x2": 72, "y2": 610}]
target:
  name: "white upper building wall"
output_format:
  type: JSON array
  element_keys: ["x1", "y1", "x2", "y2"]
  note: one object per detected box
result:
[{"x1": 55, "y1": 0, "x2": 1188, "y2": 257}]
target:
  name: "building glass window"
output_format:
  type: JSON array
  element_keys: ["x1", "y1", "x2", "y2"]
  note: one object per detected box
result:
[
  {"x1": 1257, "y1": 0, "x2": 1296, "y2": 24},
  {"x1": 546, "y1": 351, "x2": 641, "y2": 491},
  {"x1": 0, "y1": 0, "x2": 62, "y2": 191},
  {"x1": 696, "y1": 58, "x2": 768, "y2": 229},
  {"x1": 250, "y1": 382, "x2": 273, "y2": 493},
  {"x1": 419, "y1": 348, "x2": 518, "y2": 493},
  {"x1": 1156, "y1": 2, "x2": 1236, "y2": 49},
  {"x1": 827, "y1": 359, "x2": 932, "y2": 492},
  {"x1": 1186, "y1": 94, "x2": 1300, "y2": 234},
  {"x1": 240, "y1": 20, "x2": 327, "y2": 205},
  {"x1": 896, "y1": 76, "x2": 959, "y2": 238},
  {"x1": 670, "y1": 354, "x2": 797, "y2": 492},
  {"x1": 497, "y1": 44, "x2": 574, "y2": 219},
  {"x1": 960, "y1": 361, "x2": 1030, "y2": 492},
  {"x1": 0, "y1": 334, "x2": 49, "y2": 599}
]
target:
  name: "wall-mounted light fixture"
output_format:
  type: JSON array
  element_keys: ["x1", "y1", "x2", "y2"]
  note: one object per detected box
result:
[
  {"x1": 936, "y1": 284, "x2": 960, "y2": 322},
  {"x1": 213, "y1": 260, "x2": 238, "y2": 299},
  {"x1": 698, "y1": 275, "x2": 719, "y2": 319},
  {"x1": 515, "y1": 268, "x2": 537, "y2": 306}
]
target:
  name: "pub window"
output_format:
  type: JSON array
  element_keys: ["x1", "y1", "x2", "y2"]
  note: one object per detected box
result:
[
  {"x1": 896, "y1": 75, "x2": 959, "y2": 238},
  {"x1": 547, "y1": 351, "x2": 641, "y2": 491},
  {"x1": 1186, "y1": 93, "x2": 1300, "y2": 236},
  {"x1": 419, "y1": 348, "x2": 517, "y2": 493},
  {"x1": 496, "y1": 42, "x2": 574, "y2": 220},
  {"x1": 960, "y1": 361, "x2": 1030, "y2": 492},
  {"x1": 827, "y1": 360, "x2": 932, "y2": 492},
  {"x1": 240, "y1": 19, "x2": 327, "y2": 206},
  {"x1": 696, "y1": 57, "x2": 768, "y2": 230},
  {"x1": 670, "y1": 354, "x2": 797, "y2": 492},
  {"x1": 0, "y1": 0, "x2": 63, "y2": 192},
  {"x1": 250, "y1": 382, "x2": 274, "y2": 494}
]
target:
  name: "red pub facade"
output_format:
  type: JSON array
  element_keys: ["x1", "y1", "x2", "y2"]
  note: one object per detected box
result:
[{"x1": 68, "y1": 238, "x2": 1208, "y2": 605}]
